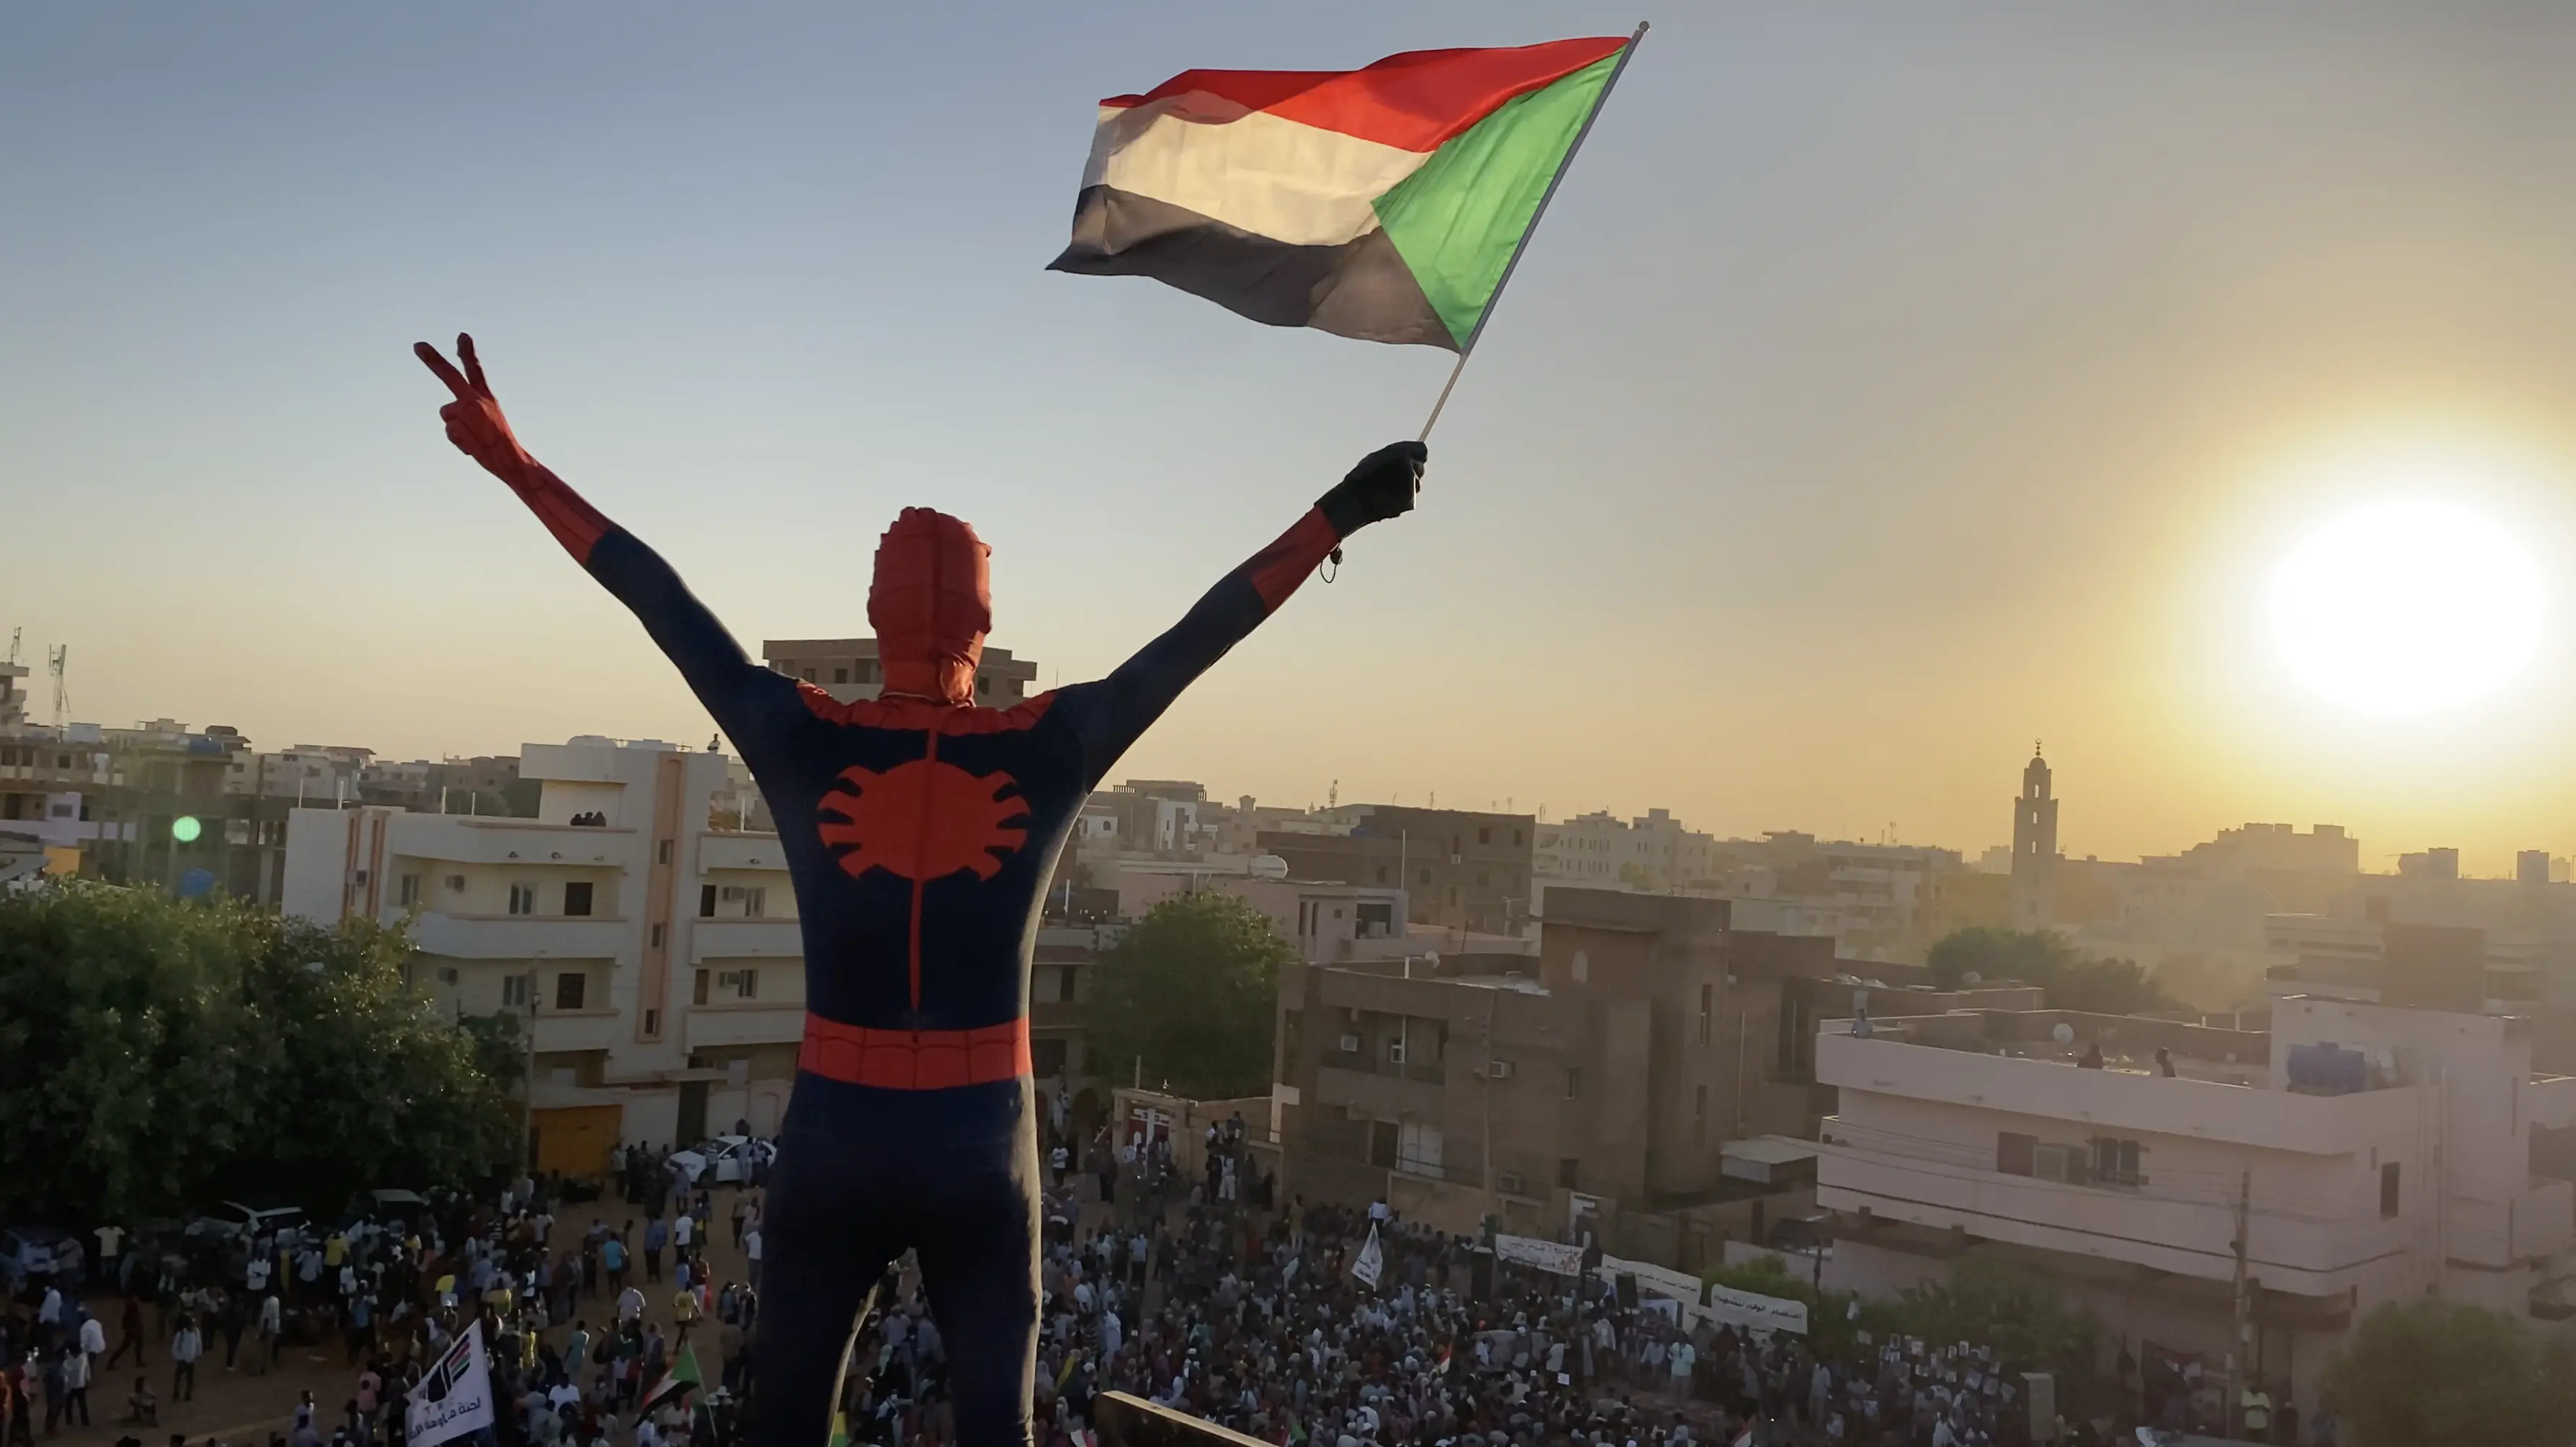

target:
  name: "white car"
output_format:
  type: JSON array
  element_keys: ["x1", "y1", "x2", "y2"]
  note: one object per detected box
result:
[{"x1": 665, "y1": 1136, "x2": 776, "y2": 1186}]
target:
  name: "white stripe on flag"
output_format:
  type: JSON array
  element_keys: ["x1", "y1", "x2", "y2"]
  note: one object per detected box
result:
[{"x1": 1080, "y1": 102, "x2": 1429, "y2": 246}]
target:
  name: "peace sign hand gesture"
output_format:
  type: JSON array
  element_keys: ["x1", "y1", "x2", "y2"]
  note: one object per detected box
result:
[{"x1": 415, "y1": 333, "x2": 540, "y2": 487}]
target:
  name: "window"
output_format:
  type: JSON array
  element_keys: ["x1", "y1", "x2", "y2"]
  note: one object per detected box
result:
[
  {"x1": 1697, "y1": 983, "x2": 1713, "y2": 1045},
  {"x1": 649, "y1": 923, "x2": 666, "y2": 948},
  {"x1": 445, "y1": 874, "x2": 466, "y2": 893},
  {"x1": 700, "y1": 885, "x2": 716, "y2": 918},
  {"x1": 1514, "y1": 829, "x2": 1523, "y2": 845},
  {"x1": 657, "y1": 840, "x2": 674, "y2": 865},
  {"x1": 397, "y1": 873, "x2": 421, "y2": 907},
  {"x1": 2381, "y1": 1162, "x2": 2402, "y2": 1218},
  {"x1": 742, "y1": 886, "x2": 766, "y2": 918},
  {"x1": 832, "y1": 667, "x2": 850, "y2": 684},
  {"x1": 1997, "y1": 1133, "x2": 2037, "y2": 1177},
  {"x1": 555, "y1": 973, "x2": 587, "y2": 1010},
  {"x1": 641, "y1": 1009, "x2": 659, "y2": 1036},
  {"x1": 1386, "y1": 1038, "x2": 1407, "y2": 1064},
  {"x1": 507, "y1": 881, "x2": 537, "y2": 916},
  {"x1": 1478, "y1": 827, "x2": 1491, "y2": 845},
  {"x1": 1376, "y1": 866, "x2": 1389, "y2": 884},
  {"x1": 1565, "y1": 1067, "x2": 1581, "y2": 1100},
  {"x1": 732, "y1": 969, "x2": 758, "y2": 1000},
  {"x1": 563, "y1": 881, "x2": 594, "y2": 917},
  {"x1": 502, "y1": 974, "x2": 530, "y2": 1008},
  {"x1": 1558, "y1": 1157, "x2": 1580, "y2": 1189},
  {"x1": 693, "y1": 970, "x2": 710, "y2": 1006},
  {"x1": 2090, "y1": 1137, "x2": 2145, "y2": 1188},
  {"x1": 1694, "y1": 1085, "x2": 1707, "y2": 1141},
  {"x1": 1031, "y1": 1037, "x2": 1069, "y2": 1078}
]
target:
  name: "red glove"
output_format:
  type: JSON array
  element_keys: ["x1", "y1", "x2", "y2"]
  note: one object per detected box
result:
[
  {"x1": 414, "y1": 333, "x2": 609, "y2": 561},
  {"x1": 415, "y1": 333, "x2": 541, "y2": 488}
]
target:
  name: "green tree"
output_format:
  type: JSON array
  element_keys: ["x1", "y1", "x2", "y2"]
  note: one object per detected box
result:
[
  {"x1": 1875, "y1": 1255, "x2": 2100, "y2": 1390},
  {"x1": 0, "y1": 883, "x2": 520, "y2": 1222},
  {"x1": 1926, "y1": 926, "x2": 2175, "y2": 1015},
  {"x1": 1085, "y1": 891, "x2": 1295, "y2": 1100},
  {"x1": 2322, "y1": 1298, "x2": 2576, "y2": 1447}
]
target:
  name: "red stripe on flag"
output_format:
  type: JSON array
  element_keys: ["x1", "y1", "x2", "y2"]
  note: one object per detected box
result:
[{"x1": 1099, "y1": 37, "x2": 1626, "y2": 153}]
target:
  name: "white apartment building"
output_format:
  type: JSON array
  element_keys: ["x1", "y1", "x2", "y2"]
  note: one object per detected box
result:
[
  {"x1": 1536, "y1": 809, "x2": 1717, "y2": 890},
  {"x1": 1110, "y1": 863, "x2": 1409, "y2": 966},
  {"x1": 1812, "y1": 995, "x2": 2576, "y2": 1401},
  {"x1": 283, "y1": 736, "x2": 804, "y2": 1175}
]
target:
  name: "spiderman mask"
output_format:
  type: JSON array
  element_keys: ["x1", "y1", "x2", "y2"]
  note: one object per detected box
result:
[{"x1": 868, "y1": 508, "x2": 992, "y2": 706}]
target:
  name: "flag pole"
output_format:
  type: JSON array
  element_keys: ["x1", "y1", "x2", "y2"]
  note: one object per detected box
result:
[{"x1": 1418, "y1": 19, "x2": 1650, "y2": 442}]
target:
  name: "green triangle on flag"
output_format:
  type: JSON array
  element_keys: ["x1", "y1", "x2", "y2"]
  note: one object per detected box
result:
[
  {"x1": 827, "y1": 1411, "x2": 850, "y2": 1447},
  {"x1": 639, "y1": 1342, "x2": 705, "y2": 1416}
]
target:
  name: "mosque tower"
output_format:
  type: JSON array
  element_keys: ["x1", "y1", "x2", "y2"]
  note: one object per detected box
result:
[{"x1": 2009, "y1": 744, "x2": 2058, "y2": 930}]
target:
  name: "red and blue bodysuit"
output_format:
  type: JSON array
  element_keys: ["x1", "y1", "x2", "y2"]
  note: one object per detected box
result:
[{"x1": 415, "y1": 336, "x2": 1424, "y2": 1447}]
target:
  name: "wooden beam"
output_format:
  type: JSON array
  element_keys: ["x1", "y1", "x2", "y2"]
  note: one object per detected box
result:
[{"x1": 1096, "y1": 1393, "x2": 1271, "y2": 1447}]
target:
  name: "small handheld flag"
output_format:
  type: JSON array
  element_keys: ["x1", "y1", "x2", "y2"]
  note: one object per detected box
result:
[{"x1": 1052, "y1": 27, "x2": 1648, "y2": 439}]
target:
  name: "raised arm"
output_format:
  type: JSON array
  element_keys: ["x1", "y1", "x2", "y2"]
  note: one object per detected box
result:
[
  {"x1": 1059, "y1": 441, "x2": 1426, "y2": 783},
  {"x1": 414, "y1": 334, "x2": 787, "y2": 750}
]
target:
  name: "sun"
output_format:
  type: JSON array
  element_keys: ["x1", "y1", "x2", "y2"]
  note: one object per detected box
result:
[{"x1": 2268, "y1": 500, "x2": 2544, "y2": 716}]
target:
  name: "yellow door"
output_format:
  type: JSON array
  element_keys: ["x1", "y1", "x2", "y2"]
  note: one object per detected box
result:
[{"x1": 531, "y1": 1105, "x2": 623, "y2": 1179}]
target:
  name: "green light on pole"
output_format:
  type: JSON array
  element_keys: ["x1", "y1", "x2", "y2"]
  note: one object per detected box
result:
[{"x1": 170, "y1": 815, "x2": 203, "y2": 844}]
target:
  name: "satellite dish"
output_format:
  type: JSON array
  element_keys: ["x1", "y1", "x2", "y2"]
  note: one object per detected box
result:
[
  {"x1": 1250, "y1": 854, "x2": 1290, "y2": 879},
  {"x1": 2052, "y1": 1023, "x2": 2076, "y2": 1046},
  {"x1": 1961, "y1": 971, "x2": 1983, "y2": 986}
]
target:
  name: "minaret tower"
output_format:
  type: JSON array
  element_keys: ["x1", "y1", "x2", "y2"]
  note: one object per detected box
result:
[{"x1": 2009, "y1": 743, "x2": 2058, "y2": 929}]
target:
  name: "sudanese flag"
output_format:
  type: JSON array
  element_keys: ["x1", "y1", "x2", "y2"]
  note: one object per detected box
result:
[{"x1": 1049, "y1": 36, "x2": 1633, "y2": 350}]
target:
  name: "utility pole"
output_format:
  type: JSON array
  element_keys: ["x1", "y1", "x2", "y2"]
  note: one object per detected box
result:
[{"x1": 2227, "y1": 1169, "x2": 2251, "y2": 1436}]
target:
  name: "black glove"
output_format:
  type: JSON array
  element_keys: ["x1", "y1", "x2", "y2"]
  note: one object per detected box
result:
[{"x1": 1317, "y1": 441, "x2": 1427, "y2": 538}]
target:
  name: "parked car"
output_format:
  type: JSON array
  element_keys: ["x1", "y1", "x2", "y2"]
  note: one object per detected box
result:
[
  {"x1": 185, "y1": 1201, "x2": 311, "y2": 1247},
  {"x1": 665, "y1": 1136, "x2": 776, "y2": 1187},
  {"x1": 0, "y1": 1226, "x2": 74, "y2": 1292},
  {"x1": 341, "y1": 1189, "x2": 430, "y2": 1248}
]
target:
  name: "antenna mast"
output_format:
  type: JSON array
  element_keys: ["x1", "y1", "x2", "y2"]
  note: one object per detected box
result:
[{"x1": 48, "y1": 646, "x2": 68, "y2": 728}]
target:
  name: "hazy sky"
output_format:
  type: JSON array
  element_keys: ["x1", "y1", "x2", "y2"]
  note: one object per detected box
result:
[{"x1": 11, "y1": 4, "x2": 2576, "y2": 873}]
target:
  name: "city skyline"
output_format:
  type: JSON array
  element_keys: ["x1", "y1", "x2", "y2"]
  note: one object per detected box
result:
[{"x1": 12, "y1": 3, "x2": 2576, "y2": 873}]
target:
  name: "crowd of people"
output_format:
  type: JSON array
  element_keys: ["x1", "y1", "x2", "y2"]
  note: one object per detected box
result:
[
  {"x1": 0, "y1": 1142, "x2": 768, "y2": 1447},
  {"x1": 2, "y1": 1110, "x2": 2332, "y2": 1447}
]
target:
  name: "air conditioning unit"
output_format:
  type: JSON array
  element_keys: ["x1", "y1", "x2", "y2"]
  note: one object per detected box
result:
[
  {"x1": 1338, "y1": 1033, "x2": 1363, "y2": 1054},
  {"x1": 718, "y1": 971, "x2": 744, "y2": 989},
  {"x1": 721, "y1": 886, "x2": 747, "y2": 901},
  {"x1": 1387, "y1": 1042, "x2": 1408, "y2": 1064},
  {"x1": 2034, "y1": 1144, "x2": 2079, "y2": 1183},
  {"x1": 1496, "y1": 1172, "x2": 1529, "y2": 1196},
  {"x1": 1487, "y1": 1059, "x2": 1516, "y2": 1080}
]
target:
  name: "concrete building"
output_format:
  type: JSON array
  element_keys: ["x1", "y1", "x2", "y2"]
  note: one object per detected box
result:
[
  {"x1": 1536, "y1": 809, "x2": 1719, "y2": 891},
  {"x1": 284, "y1": 736, "x2": 803, "y2": 1174},
  {"x1": 1113, "y1": 868, "x2": 1408, "y2": 966},
  {"x1": 1813, "y1": 995, "x2": 2576, "y2": 1402},
  {"x1": 0, "y1": 718, "x2": 279, "y2": 896},
  {"x1": 2009, "y1": 748, "x2": 2058, "y2": 930},
  {"x1": 761, "y1": 638, "x2": 1038, "y2": 708},
  {"x1": 1262, "y1": 804, "x2": 1534, "y2": 938},
  {"x1": 1272, "y1": 887, "x2": 1840, "y2": 1252}
]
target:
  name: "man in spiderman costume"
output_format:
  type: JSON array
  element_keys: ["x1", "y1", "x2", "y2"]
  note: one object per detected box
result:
[{"x1": 414, "y1": 335, "x2": 1425, "y2": 1447}]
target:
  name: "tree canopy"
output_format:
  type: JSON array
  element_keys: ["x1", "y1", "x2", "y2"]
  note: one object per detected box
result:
[
  {"x1": 1926, "y1": 926, "x2": 2175, "y2": 1015},
  {"x1": 1084, "y1": 890, "x2": 1295, "y2": 1100},
  {"x1": 0, "y1": 883, "x2": 520, "y2": 1224},
  {"x1": 2322, "y1": 1298, "x2": 2576, "y2": 1447}
]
